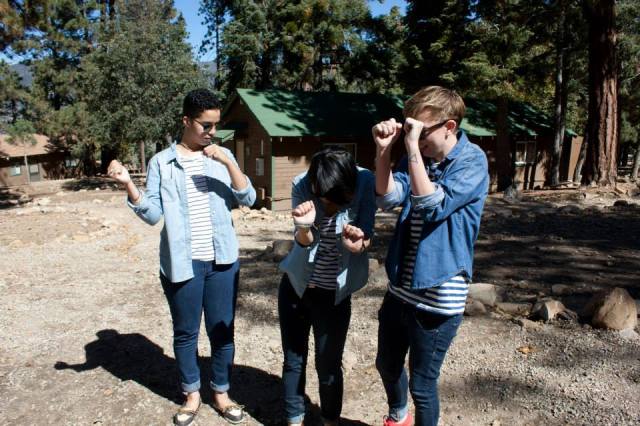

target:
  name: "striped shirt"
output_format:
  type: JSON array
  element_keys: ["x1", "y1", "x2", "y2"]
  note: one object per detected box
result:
[
  {"x1": 308, "y1": 215, "x2": 340, "y2": 290},
  {"x1": 179, "y1": 154, "x2": 215, "y2": 261},
  {"x1": 389, "y1": 209, "x2": 469, "y2": 315}
]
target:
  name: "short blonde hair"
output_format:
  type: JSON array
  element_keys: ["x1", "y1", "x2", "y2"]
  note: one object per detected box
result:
[{"x1": 403, "y1": 86, "x2": 466, "y2": 124}]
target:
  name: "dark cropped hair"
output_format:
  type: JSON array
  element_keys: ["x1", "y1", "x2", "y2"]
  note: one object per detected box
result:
[
  {"x1": 307, "y1": 147, "x2": 357, "y2": 206},
  {"x1": 182, "y1": 89, "x2": 222, "y2": 119}
]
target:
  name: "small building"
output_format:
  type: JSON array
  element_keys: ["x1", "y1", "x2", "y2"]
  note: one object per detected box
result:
[
  {"x1": 462, "y1": 99, "x2": 583, "y2": 192},
  {"x1": 221, "y1": 89, "x2": 582, "y2": 210},
  {"x1": 0, "y1": 134, "x2": 75, "y2": 187}
]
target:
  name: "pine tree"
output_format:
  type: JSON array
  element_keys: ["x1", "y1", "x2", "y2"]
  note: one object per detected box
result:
[
  {"x1": 582, "y1": 0, "x2": 619, "y2": 186},
  {"x1": 80, "y1": 0, "x2": 207, "y2": 173}
]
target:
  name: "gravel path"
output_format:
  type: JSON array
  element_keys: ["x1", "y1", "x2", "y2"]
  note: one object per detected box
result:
[{"x1": 0, "y1": 182, "x2": 638, "y2": 425}]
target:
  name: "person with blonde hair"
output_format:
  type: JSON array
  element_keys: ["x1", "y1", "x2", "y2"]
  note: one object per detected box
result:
[{"x1": 372, "y1": 86, "x2": 489, "y2": 426}]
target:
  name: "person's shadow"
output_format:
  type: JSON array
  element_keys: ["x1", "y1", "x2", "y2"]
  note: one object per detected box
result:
[{"x1": 54, "y1": 329, "x2": 292, "y2": 424}]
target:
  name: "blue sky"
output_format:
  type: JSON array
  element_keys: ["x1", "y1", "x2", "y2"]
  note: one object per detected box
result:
[
  {"x1": 178, "y1": 0, "x2": 407, "y2": 61},
  {"x1": 1, "y1": 1, "x2": 407, "y2": 64}
]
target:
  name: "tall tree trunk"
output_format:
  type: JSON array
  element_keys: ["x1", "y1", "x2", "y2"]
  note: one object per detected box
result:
[
  {"x1": 215, "y1": 14, "x2": 221, "y2": 90},
  {"x1": 139, "y1": 141, "x2": 146, "y2": 175},
  {"x1": 573, "y1": 131, "x2": 588, "y2": 184},
  {"x1": 583, "y1": 0, "x2": 618, "y2": 186},
  {"x1": 632, "y1": 143, "x2": 640, "y2": 180},
  {"x1": 23, "y1": 145, "x2": 30, "y2": 185},
  {"x1": 496, "y1": 97, "x2": 513, "y2": 191},
  {"x1": 551, "y1": 0, "x2": 567, "y2": 186}
]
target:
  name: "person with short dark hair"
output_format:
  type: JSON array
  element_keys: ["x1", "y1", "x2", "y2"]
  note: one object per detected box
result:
[
  {"x1": 372, "y1": 86, "x2": 489, "y2": 426},
  {"x1": 108, "y1": 88, "x2": 255, "y2": 426},
  {"x1": 278, "y1": 147, "x2": 377, "y2": 426}
]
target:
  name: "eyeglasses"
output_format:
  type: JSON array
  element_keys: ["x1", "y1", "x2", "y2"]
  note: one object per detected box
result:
[
  {"x1": 192, "y1": 118, "x2": 217, "y2": 133},
  {"x1": 419, "y1": 119, "x2": 454, "y2": 140}
]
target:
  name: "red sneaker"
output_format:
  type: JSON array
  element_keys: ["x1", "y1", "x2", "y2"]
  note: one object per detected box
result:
[{"x1": 383, "y1": 413, "x2": 413, "y2": 426}]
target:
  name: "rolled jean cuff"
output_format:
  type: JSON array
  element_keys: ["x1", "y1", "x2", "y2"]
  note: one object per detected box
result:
[
  {"x1": 210, "y1": 381, "x2": 230, "y2": 393},
  {"x1": 287, "y1": 414, "x2": 305, "y2": 424},
  {"x1": 389, "y1": 405, "x2": 409, "y2": 422},
  {"x1": 181, "y1": 379, "x2": 201, "y2": 394}
]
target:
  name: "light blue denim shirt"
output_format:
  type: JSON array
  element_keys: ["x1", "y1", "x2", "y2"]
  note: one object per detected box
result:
[
  {"x1": 128, "y1": 143, "x2": 256, "y2": 283},
  {"x1": 279, "y1": 168, "x2": 377, "y2": 305},
  {"x1": 377, "y1": 131, "x2": 489, "y2": 289}
]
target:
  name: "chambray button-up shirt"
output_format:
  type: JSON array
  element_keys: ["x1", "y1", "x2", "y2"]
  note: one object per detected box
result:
[
  {"x1": 279, "y1": 168, "x2": 377, "y2": 305},
  {"x1": 377, "y1": 131, "x2": 489, "y2": 289},
  {"x1": 128, "y1": 143, "x2": 256, "y2": 283}
]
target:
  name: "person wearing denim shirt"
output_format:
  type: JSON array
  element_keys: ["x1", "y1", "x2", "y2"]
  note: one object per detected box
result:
[
  {"x1": 372, "y1": 87, "x2": 489, "y2": 426},
  {"x1": 107, "y1": 89, "x2": 256, "y2": 426},
  {"x1": 278, "y1": 148, "x2": 376, "y2": 426}
]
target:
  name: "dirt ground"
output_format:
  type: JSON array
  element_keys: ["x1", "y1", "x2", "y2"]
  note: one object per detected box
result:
[{"x1": 0, "y1": 179, "x2": 639, "y2": 426}]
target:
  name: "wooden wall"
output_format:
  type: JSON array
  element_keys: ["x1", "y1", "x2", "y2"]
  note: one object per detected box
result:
[{"x1": 0, "y1": 152, "x2": 70, "y2": 187}]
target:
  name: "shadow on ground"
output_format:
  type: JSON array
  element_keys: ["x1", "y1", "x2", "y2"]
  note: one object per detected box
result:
[{"x1": 54, "y1": 329, "x2": 347, "y2": 425}]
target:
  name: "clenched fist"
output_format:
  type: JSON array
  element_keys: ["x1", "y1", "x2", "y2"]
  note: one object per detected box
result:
[
  {"x1": 292, "y1": 201, "x2": 316, "y2": 227},
  {"x1": 341, "y1": 223, "x2": 366, "y2": 254},
  {"x1": 372, "y1": 118, "x2": 403, "y2": 152},
  {"x1": 403, "y1": 117, "x2": 425, "y2": 153},
  {"x1": 203, "y1": 144, "x2": 230, "y2": 166},
  {"x1": 107, "y1": 160, "x2": 132, "y2": 185}
]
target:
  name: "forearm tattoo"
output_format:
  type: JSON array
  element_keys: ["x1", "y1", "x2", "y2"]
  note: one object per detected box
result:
[{"x1": 409, "y1": 153, "x2": 419, "y2": 163}]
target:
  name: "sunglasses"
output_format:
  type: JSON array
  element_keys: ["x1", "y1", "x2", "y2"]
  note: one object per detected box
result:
[
  {"x1": 192, "y1": 118, "x2": 217, "y2": 133},
  {"x1": 418, "y1": 119, "x2": 455, "y2": 140}
]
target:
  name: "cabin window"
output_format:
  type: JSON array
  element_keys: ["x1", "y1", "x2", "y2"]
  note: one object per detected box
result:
[
  {"x1": 256, "y1": 157, "x2": 264, "y2": 176},
  {"x1": 9, "y1": 164, "x2": 21, "y2": 176},
  {"x1": 514, "y1": 141, "x2": 536, "y2": 166}
]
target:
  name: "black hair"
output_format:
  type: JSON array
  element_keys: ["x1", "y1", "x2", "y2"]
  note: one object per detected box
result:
[
  {"x1": 182, "y1": 89, "x2": 221, "y2": 119},
  {"x1": 307, "y1": 147, "x2": 357, "y2": 206}
]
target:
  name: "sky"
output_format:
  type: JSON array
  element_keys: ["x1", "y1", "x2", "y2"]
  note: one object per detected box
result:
[
  {"x1": 1, "y1": 0, "x2": 407, "y2": 64},
  {"x1": 177, "y1": 0, "x2": 407, "y2": 61}
]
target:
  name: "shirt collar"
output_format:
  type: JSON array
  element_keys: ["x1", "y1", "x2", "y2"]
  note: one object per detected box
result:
[
  {"x1": 444, "y1": 130, "x2": 469, "y2": 162},
  {"x1": 165, "y1": 142, "x2": 178, "y2": 163}
]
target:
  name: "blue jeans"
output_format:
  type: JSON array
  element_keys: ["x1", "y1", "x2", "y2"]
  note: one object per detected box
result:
[
  {"x1": 278, "y1": 274, "x2": 352, "y2": 423},
  {"x1": 161, "y1": 260, "x2": 239, "y2": 394},
  {"x1": 376, "y1": 293, "x2": 463, "y2": 426}
]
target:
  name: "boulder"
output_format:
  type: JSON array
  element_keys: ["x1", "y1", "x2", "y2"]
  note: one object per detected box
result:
[
  {"x1": 531, "y1": 299, "x2": 566, "y2": 321},
  {"x1": 588, "y1": 288, "x2": 638, "y2": 330},
  {"x1": 464, "y1": 299, "x2": 487, "y2": 317},
  {"x1": 468, "y1": 283, "x2": 499, "y2": 307}
]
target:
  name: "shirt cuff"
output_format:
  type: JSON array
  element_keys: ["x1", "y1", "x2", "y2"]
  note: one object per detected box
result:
[
  {"x1": 126, "y1": 191, "x2": 147, "y2": 212},
  {"x1": 410, "y1": 184, "x2": 445, "y2": 210},
  {"x1": 376, "y1": 181, "x2": 403, "y2": 210},
  {"x1": 231, "y1": 176, "x2": 253, "y2": 197}
]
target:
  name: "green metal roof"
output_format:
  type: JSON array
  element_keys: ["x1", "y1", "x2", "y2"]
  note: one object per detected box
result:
[
  {"x1": 234, "y1": 88, "x2": 404, "y2": 138},
  {"x1": 232, "y1": 88, "x2": 575, "y2": 139},
  {"x1": 213, "y1": 129, "x2": 235, "y2": 144}
]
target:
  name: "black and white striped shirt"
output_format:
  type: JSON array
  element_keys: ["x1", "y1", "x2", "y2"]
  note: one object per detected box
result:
[
  {"x1": 308, "y1": 215, "x2": 340, "y2": 290},
  {"x1": 180, "y1": 154, "x2": 215, "y2": 261},
  {"x1": 389, "y1": 209, "x2": 469, "y2": 315}
]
